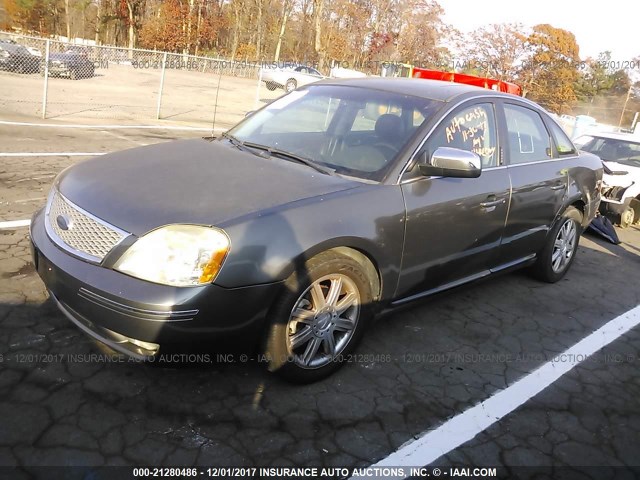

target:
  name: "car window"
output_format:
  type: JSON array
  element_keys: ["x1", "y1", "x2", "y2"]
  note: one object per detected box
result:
[
  {"x1": 413, "y1": 110, "x2": 426, "y2": 128},
  {"x1": 352, "y1": 102, "x2": 403, "y2": 131},
  {"x1": 309, "y1": 68, "x2": 321, "y2": 76},
  {"x1": 418, "y1": 103, "x2": 498, "y2": 168},
  {"x1": 548, "y1": 120, "x2": 576, "y2": 156},
  {"x1": 504, "y1": 104, "x2": 552, "y2": 164},
  {"x1": 579, "y1": 136, "x2": 640, "y2": 165}
]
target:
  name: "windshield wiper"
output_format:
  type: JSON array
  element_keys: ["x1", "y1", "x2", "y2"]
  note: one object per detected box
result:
[
  {"x1": 221, "y1": 132, "x2": 257, "y2": 155},
  {"x1": 242, "y1": 142, "x2": 335, "y2": 176}
]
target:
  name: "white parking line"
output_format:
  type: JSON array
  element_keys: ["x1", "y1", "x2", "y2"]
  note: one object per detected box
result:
[
  {"x1": 0, "y1": 152, "x2": 107, "y2": 157},
  {"x1": 10, "y1": 175, "x2": 56, "y2": 183},
  {"x1": 13, "y1": 197, "x2": 46, "y2": 204},
  {"x1": 0, "y1": 219, "x2": 31, "y2": 229},
  {"x1": 0, "y1": 119, "x2": 223, "y2": 132},
  {"x1": 366, "y1": 304, "x2": 640, "y2": 478},
  {"x1": 101, "y1": 130, "x2": 148, "y2": 146}
]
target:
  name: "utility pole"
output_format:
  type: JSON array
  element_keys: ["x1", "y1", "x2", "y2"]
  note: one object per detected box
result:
[
  {"x1": 587, "y1": 96, "x2": 594, "y2": 117},
  {"x1": 618, "y1": 85, "x2": 632, "y2": 130}
]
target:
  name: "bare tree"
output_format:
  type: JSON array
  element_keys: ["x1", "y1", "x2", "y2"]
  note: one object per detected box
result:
[{"x1": 313, "y1": 0, "x2": 325, "y2": 69}]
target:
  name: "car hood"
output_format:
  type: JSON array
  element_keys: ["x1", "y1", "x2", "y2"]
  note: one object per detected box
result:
[
  {"x1": 55, "y1": 138, "x2": 359, "y2": 236},
  {"x1": 602, "y1": 160, "x2": 640, "y2": 188}
]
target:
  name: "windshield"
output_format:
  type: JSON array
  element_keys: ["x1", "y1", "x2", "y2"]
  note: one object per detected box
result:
[
  {"x1": 577, "y1": 135, "x2": 640, "y2": 167},
  {"x1": 1, "y1": 43, "x2": 29, "y2": 55},
  {"x1": 226, "y1": 84, "x2": 440, "y2": 181}
]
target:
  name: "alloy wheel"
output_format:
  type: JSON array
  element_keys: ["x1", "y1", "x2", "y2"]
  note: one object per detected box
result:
[
  {"x1": 551, "y1": 219, "x2": 577, "y2": 273},
  {"x1": 286, "y1": 273, "x2": 360, "y2": 369}
]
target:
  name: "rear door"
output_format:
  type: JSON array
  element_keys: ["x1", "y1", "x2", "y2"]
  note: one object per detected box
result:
[
  {"x1": 396, "y1": 100, "x2": 511, "y2": 301},
  {"x1": 498, "y1": 101, "x2": 568, "y2": 264}
]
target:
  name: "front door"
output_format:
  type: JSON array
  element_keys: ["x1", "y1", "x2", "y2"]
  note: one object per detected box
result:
[{"x1": 396, "y1": 101, "x2": 511, "y2": 301}]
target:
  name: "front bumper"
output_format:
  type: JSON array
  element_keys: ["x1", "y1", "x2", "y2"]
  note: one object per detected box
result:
[
  {"x1": 30, "y1": 208, "x2": 281, "y2": 355},
  {"x1": 47, "y1": 64, "x2": 72, "y2": 75},
  {"x1": 0, "y1": 58, "x2": 19, "y2": 71},
  {"x1": 599, "y1": 198, "x2": 630, "y2": 217}
]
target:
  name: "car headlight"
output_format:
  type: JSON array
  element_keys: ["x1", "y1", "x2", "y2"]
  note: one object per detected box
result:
[{"x1": 113, "y1": 225, "x2": 230, "y2": 287}]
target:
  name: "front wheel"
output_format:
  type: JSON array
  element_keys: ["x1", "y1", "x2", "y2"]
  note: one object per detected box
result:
[
  {"x1": 265, "y1": 251, "x2": 373, "y2": 383},
  {"x1": 619, "y1": 206, "x2": 634, "y2": 228},
  {"x1": 530, "y1": 206, "x2": 583, "y2": 283}
]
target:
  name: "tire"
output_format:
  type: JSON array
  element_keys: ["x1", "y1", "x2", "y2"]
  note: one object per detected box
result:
[
  {"x1": 619, "y1": 206, "x2": 634, "y2": 228},
  {"x1": 285, "y1": 78, "x2": 297, "y2": 93},
  {"x1": 631, "y1": 199, "x2": 640, "y2": 225},
  {"x1": 530, "y1": 206, "x2": 583, "y2": 283},
  {"x1": 264, "y1": 250, "x2": 374, "y2": 383}
]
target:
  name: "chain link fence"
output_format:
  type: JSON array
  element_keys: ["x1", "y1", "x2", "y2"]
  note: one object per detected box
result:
[{"x1": 0, "y1": 31, "x2": 283, "y2": 129}]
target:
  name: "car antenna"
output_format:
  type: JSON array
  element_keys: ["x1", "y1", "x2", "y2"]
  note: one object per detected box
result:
[{"x1": 211, "y1": 66, "x2": 223, "y2": 136}]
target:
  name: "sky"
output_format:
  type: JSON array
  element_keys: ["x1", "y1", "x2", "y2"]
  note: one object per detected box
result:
[{"x1": 438, "y1": 0, "x2": 639, "y2": 62}]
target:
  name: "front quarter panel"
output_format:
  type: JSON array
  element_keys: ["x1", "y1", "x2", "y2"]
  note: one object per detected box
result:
[{"x1": 214, "y1": 184, "x2": 406, "y2": 302}]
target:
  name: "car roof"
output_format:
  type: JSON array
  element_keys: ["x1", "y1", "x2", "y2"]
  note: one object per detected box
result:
[
  {"x1": 313, "y1": 77, "x2": 529, "y2": 103},
  {"x1": 0, "y1": 42, "x2": 25, "y2": 51},
  {"x1": 580, "y1": 131, "x2": 640, "y2": 144}
]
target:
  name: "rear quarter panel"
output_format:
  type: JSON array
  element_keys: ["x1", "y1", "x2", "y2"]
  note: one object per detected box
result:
[{"x1": 565, "y1": 151, "x2": 603, "y2": 226}]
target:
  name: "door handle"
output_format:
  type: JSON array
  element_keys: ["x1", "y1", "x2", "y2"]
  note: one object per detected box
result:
[
  {"x1": 480, "y1": 196, "x2": 506, "y2": 208},
  {"x1": 550, "y1": 182, "x2": 566, "y2": 191}
]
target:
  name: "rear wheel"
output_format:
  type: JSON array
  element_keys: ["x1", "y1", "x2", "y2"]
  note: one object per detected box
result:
[
  {"x1": 530, "y1": 206, "x2": 583, "y2": 283},
  {"x1": 265, "y1": 251, "x2": 373, "y2": 383},
  {"x1": 285, "y1": 78, "x2": 297, "y2": 93}
]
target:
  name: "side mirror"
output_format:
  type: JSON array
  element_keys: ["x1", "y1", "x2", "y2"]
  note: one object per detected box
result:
[{"x1": 418, "y1": 147, "x2": 482, "y2": 178}]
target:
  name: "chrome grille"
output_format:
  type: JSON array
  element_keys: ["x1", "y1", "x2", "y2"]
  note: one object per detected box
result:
[{"x1": 46, "y1": 191, "x2": 128, "y2": 262}]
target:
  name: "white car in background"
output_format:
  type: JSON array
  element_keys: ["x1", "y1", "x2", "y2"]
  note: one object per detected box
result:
[
  {"x1": 575, "y1": 132, "x2": 640, "y2": 227},
  {"x1": 26, "y1": 46, "x2": 42, "y2": 57},
  {"x1": 260, "y1": 64, "x2": 325, "y2": 93}
]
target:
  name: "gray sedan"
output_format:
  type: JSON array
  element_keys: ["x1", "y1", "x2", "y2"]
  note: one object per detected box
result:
[{"x1": 30, "y1": 78, "x2": 603, "y2": 382}]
